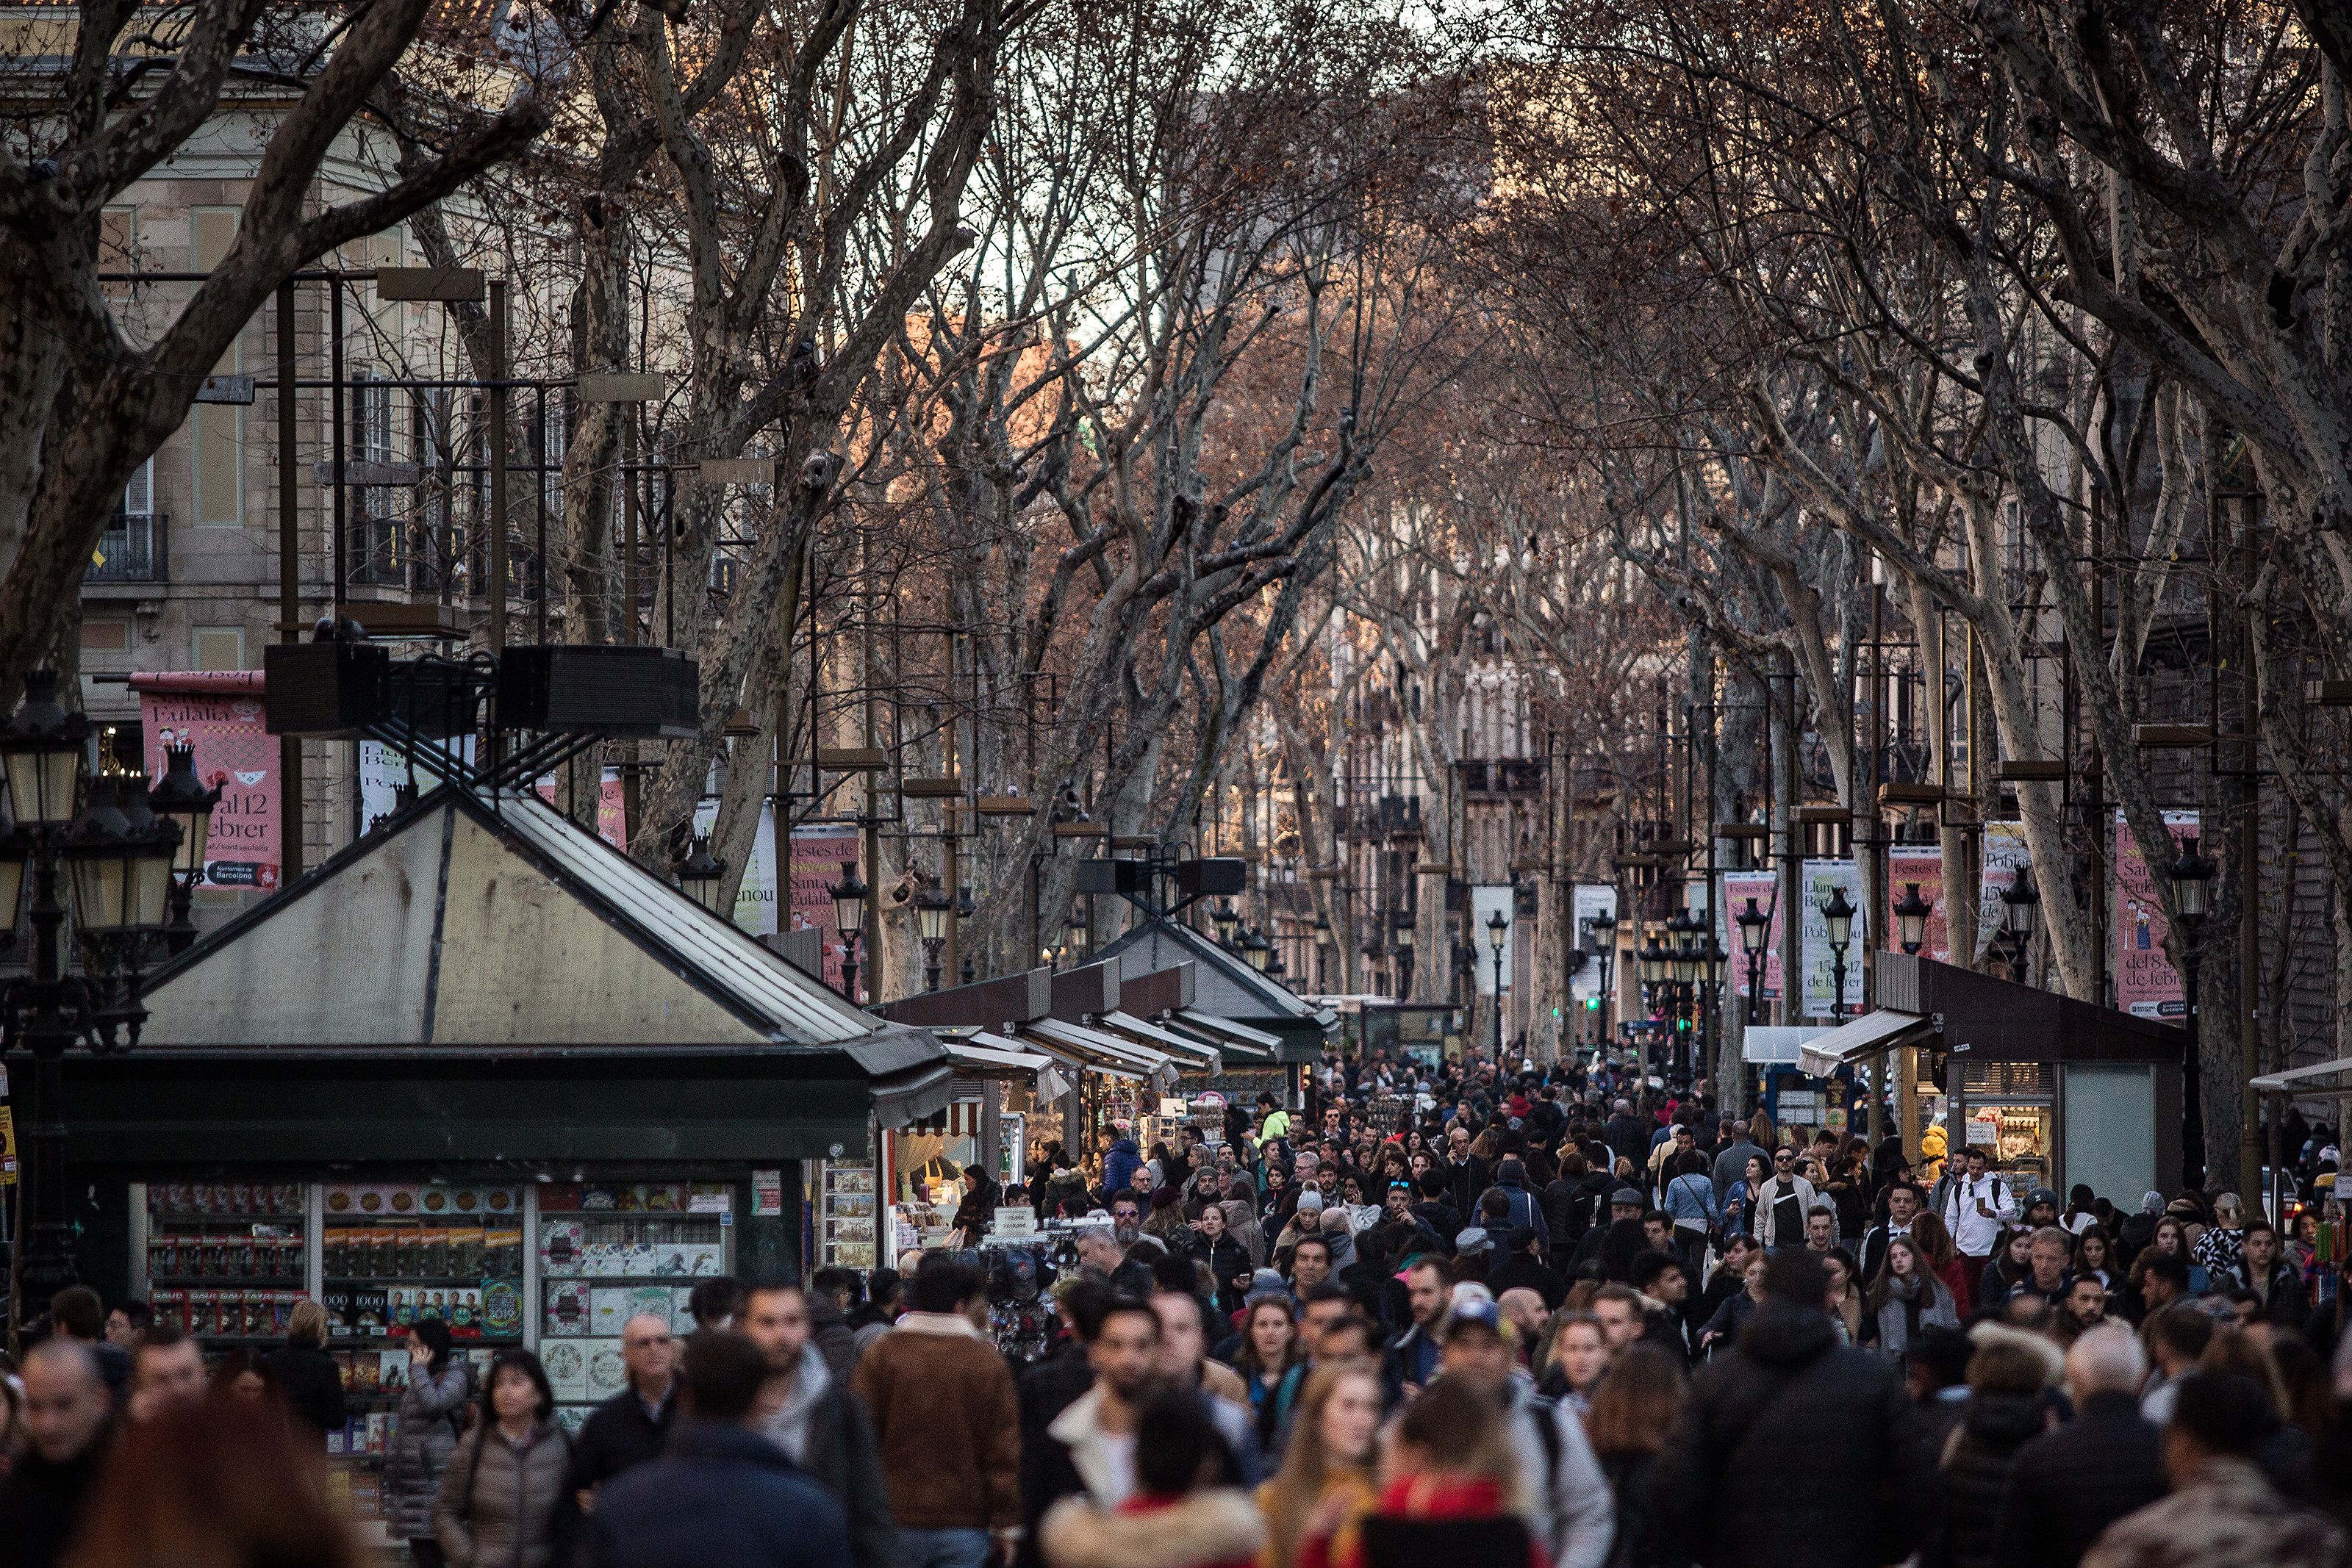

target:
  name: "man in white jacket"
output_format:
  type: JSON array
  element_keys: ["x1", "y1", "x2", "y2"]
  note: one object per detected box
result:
[
  {"x1": 1932, "y1": 1147, "x2": 2017, "y2": 1310},
  {"x1": 1749, "y1": 1149, "x2": 1818, "y2": 1251},
  {"x1": 1433, "y1": 1284, "x2": 1615, "y2": 1568}
]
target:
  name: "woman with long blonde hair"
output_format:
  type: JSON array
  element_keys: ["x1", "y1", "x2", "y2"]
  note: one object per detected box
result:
[{"x1": 1254, "y1": 1360, "x2": 1383, "y2": 1568}]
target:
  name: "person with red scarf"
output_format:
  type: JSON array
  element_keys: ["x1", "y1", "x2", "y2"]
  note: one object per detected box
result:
[{"x1": 1318, "y1": 1378, "x2": 1545, "y2": 1568}]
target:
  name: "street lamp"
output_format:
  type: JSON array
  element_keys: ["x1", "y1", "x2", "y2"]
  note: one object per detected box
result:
[
  {"x1": 0, "y1": 668, "x2": 183, "y2": 1320},
  {"x1": 675, "y1": 834, "x2": 727, "y2": 917},
  {"x1": 1735, "y1": 896, "x2": 1769, "y2": 1025},
  {"x1": 1394, "y1": 922, "x2": 1414, "y2": 999},
  {"x1": 829, "y1": 860, "x2": 867, "y2": 1003},
  {"x1": 1587, "y1": 908, "x2": 1617, "y2": 1049},
  {"x1": 1213, "y1": 899, "x2": 1241, "y2": 948},
  {"x1": 146, "y1": 743, "x2": 219, "y2": 955},
  {"x1": 1819, "y1": 884, "x2": 1856, "y2": 1021},
  {"x1": 2171, "y1": 835, "x2": 2217, "y2": 1190},
  {"x1": 1893, "y1": 882, "x2": 1933, "y2": 957},
  {"x1": 1242, "y1": 926, "x2": 1272, "y2": 972},
  {"x1": 916, "y1": 882, "x2": 952, "y2": 992},
  {"x1": 1487, "y1": 907, "x2": 1509, "y2": 1054}
]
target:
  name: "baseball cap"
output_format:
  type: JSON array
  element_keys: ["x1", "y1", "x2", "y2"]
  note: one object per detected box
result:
[
  {"x1": 1441, "y1": 1282, "x2": 1502, "y2": 1339},
  {"x1": 2026, "y1": 1188, "x2": 2059, "y2": 1208},
  {"x1": 1243, "y1": 1269, "x2": 1292, "y2": 1308}
]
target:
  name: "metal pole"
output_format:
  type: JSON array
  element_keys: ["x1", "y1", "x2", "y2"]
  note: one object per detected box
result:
[
  {"x1": 534, "y1": 383, "x2": 548, "y2": 646},
  {"x1": 330, "y1": 279, "x2": 345, "y2": 610},
  {"x1": 487, "y1": 278, "x2": 509, "y2": 653},
  {"x1": 2184, "y1": 949, "x2": 2204, "y2": 1190},
  {"x1": 18, "y1": 845, "x2": 76, "y2": 1319},
  {"x1": 277, "y1": 282, "x2": 304, "y2": 882}
]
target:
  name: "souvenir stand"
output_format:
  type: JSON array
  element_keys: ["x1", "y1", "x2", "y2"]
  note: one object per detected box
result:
[{"x1": 67, "y1": 783, "x2": 950, "y2": 1537}]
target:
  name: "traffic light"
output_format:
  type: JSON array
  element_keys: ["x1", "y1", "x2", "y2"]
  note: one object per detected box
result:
[{"x1": 1585, "y1": 996, "x2": 1602, "y2": 1011}]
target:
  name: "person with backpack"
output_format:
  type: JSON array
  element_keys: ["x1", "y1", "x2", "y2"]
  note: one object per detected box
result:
[
  {"x1": 387, "y1": 1318, "x2": 472, "y2": 1567},
  {"x1": 1430, "y1": 1285, "x2": 1614, "y2": 1568},
  {"x1": 1583, "y1": 1345, "x2": 1687, "y2": 1568}
]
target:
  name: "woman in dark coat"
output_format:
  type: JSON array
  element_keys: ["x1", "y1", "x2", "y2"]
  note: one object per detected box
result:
[
  {"x1": 262, "y1": 1298, "x2": 347, "y2": 1445},
  {"x1": 1919, "y1": 1335, "x2": 2054, "y2": 1568},
  {"x1": 386, "y1": 1317, "x2": 473, "y2": 1566}
]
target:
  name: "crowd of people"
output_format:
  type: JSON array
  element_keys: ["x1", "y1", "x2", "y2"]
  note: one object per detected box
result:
[{"x1": 4, "y1": 1043, "x2": 2352, "y2": 1568}]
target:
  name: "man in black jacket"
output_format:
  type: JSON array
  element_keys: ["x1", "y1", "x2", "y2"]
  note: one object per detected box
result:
[
  {"x1": 1652, "y1": 1249, "x2": 1934, "y2": 1568},
  {"x1": 0, "y1": 1339, "x2": 114, "y2": 1568},
  {"x1": 1603, "y1": 1100, "x2": 1649, "y2": 1171},
  {"x1": 1990, "y1": 1322, "x2": 2165, "y2": 1568},
  {"x1": 742, "y1": 1281, "x2": 894, "y2": 1568},
  {"x1": 562, "y1": 1312, "x2": 680, "y2": 1553}
]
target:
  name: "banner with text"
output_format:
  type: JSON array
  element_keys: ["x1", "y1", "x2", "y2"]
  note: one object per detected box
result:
[
  {"x1": 1569, "y1": 885, "x2": 1618, "y2": 1001},
  {"x1": 1979, "y1": 822, "x2": 2031, "y2": 952},
  {"x1": 132, "y1": 672, "x2": 279, "y2": 892},
  {"x1": 692, "y1": 797, "x2": 778, "y2": 935},
  {"x1": 1798, "y1": 859, "x2": 1868, "y2": 1017},
  {"x1": 2116, "y1": 808, "x2": 2201, "y2": 1019},
  {"x1": 789, "y1": 824, "x2": 862, "y2": 992}
]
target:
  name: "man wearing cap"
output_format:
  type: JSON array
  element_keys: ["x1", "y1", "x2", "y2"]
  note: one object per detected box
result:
[
  {"x1": 1433, "y1": 1283, "x2": 1615, "y2": 1568},
  {"x1": 1568, "y1": 1188, "x2": 1648, "y2": 1277}
]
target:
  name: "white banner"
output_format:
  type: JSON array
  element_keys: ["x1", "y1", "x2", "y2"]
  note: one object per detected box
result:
[
  {"x1": 691, "y1": 797, "x2": 778, "y2": 935},
  {"x1": 1798, "y1": 858, "x2": 1868, "y2": 1016},
  {"x1": 1568, "y1": 885, "x2": 1618, "y2": 1000},
  {"x1": 1978, "y1": 821, "x2": 2032, "y2": 949},
  {"x1": 358, "y1": 737, "x2": 475, "y2": 827}
]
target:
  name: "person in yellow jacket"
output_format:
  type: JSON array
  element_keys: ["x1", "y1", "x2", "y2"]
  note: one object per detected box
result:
[{"x1": 1919, "y1": 1122, "x2": 1948, "y2": 1186}]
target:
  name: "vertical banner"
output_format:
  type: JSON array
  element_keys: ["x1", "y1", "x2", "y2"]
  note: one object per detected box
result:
[
  {"x1": 1721, "y1": 871, "x2": 1782, "y2": 999},
  {"x1": 2115, "y1": 808, "x2": 2201, "y2": 1019},
  {"x1": 358, "y1": 737, "x2": 476, "y2": 828},
  {"x1": 1568, "y1": 885, "x2": 1618, "y2": 1001},
  {"x1": 1798, "y1": 858, "x2": 1868, "y2": 1017},
  {"x1": 690, "y1": 797, "x2": 778, "y2": 935},
  {"x1": 132, "y1": 672, "x2": 279, "y2": 891},
  {"x1": 1978, "y1": 821, "x2": 2031, "y2": 950},
  {"x1": 1886, "y1": 845, "x2": 1949, "y2": 963},
  {"x1": 1469, "y1": 885, "x2": 1516, "y2": 995},
  {"x1": 789, "y1": 823, "x2": 863, "y2": 992}
]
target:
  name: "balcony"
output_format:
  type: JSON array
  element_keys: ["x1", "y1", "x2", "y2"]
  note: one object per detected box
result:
[{"x1": 88, "y1": 512, "x2": 167, "y2": 585}]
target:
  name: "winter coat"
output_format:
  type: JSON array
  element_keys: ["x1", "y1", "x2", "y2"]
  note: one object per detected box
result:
[
  {"x1": 2078, "y1": 1456, "x2": 2346, "y2": 1568},
  {"x1": 759, "y1": 1344, "x2": 896, "y2": 1568},
  {"x1": 0, "y1": 1442, "x2": 105, "y2": 1568},
  {"x1": 556, "y1": 1384, "x2": 678, "y2": 1556},
  {"x1": 1990, "y1": 1390, "x2": 2166, "y2": 1568},
  {"x1": 1105, "y1": 1140, "x2": 1144, "y2": 1196},
  {"x1": 433, "y1": 1419, "x2": 572, "y2": 1568},
  {"x1": 1650, "y1": 1302, "x2": 1935, "y2": 1568},
  {"x1": 1193, "y1": 1231, "x2": 1256, "y2": 1316},
  {"x1": 1748, "y1": 1174, "x2": 1818, "y2": 1249},
  {"x1": 1322, "y1": 1474, "x2": 1543, "y2": 1568},
  {"x1": 1490, "y1": 1371, "x2": 1614, "y2": 1568},
  {"x1": 584, "y1": 1420, "x2": 850, "y2": 1568},
  {"x1": 1044, "y1": 1489, "x2": 1266, "y2": 1568},
  {"x1": 1599, "y1": 1450, "x2": 1682, "y2": 1568},
  {"x1": 1477, "y1": 1175, "x2": 1549, "y2": 1249},
  {"x1": 264, "y1": 1341, "x2": 348, "y2": 1444},
  {"x1": 1921, "y1": 1393, "x2": 2045, "y2": 1568},
  {"x1": 385, "y1": 1359, "x2": 473, "y2": 1542},
  {"x1": 1871, "y1": 1275, "x2": 1960, "y2": 1360},
  {"x1": 2235, "y1": 1263, "x2": 2309, "y2": 1324},
  {"x1": 1662, "y1": 1173, "x2": 1719, "y2": 1236},
  {"x1": 806, "y1": 1293, "x2": 861, "y2": 1386},
  {"x1": 1711, "y1": 1139, "x2": 1764, "y2": 1207},
  {"x1": 853, "y1": 1310, "x2": 1022, "y2": 1531}
]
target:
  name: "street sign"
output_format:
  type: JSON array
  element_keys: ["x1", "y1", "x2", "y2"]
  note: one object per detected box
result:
[
  {"x1": 0, "y1": 1104, "x2": 15, "y2": 1184},
  {"x1": 196, "y1": 374, "x2": 255, "y2": 405}
]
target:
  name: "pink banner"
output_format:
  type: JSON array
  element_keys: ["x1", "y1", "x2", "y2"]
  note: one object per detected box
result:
[
  {"x1": 2116, "y1": 809, "x2": 2199, "y2": 1019},
  {"x1": 133, "y1": 673, "x2": 280, "y2": 892},
  {"x1": 789, "y1": 824, "x2": 861, "y2": 991},
  {"x1": 1887, "y1": 845, "x2": 1949, "y2": 963}
]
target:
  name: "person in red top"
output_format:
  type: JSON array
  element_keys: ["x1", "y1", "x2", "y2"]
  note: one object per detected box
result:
[
  {"x1": 1325, "y1": 1378, "x2": 1545, "y2": 1568},
  {"x1": 1039, "y1": 1389, "x2": 1264, "y2": 1568}
]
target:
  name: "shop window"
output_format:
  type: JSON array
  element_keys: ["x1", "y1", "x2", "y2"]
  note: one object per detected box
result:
[{"x1": 1962, "y1": 1060, "x2": 2051, "y2": 1096}]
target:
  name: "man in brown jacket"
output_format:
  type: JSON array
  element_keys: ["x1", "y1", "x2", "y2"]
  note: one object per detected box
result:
[{"x1": 851, "y1": 1253, "x2": 1021, "y2": 1568}]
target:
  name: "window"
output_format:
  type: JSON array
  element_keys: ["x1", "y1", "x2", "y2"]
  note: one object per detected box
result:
[
  {"x1": 193, "y1": 627, "x2": 245, "y2": 672},
  {"x1": 191, "y1": 207, "x2": 244, "y2": 526},
  {"x1": 123, "y1": 458, "x2": 152, "y2": 517}
]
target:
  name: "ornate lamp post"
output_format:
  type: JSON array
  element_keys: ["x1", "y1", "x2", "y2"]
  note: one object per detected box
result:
[
  {"x1": 1, "y1": 669, "x2": 183, "y2": 1319},
  {"x1": 2170, "y1": 836, "x2": 2217, "y2": 1190},
  {"x1": 829, "y1": 861, "x2": 868, "y2": 1003},
  {"x1": 1893, "y1": 883, "x2": 1933, "y2": 957},
  {"x1": 1486, "y1": 907, "x2": 1508, "y2": 1055},
  {"x1": 916, "y1": 882, "x2": 952, "y2": 992},
  {"x1": 675, "y1": 834, "x2": 727, "y2": 917},
  {"x1": 1241, "y1": 926, "x2": 1272, "y2": 974},
  {"x1": 1999, "y1": 863, "x2": 2040, "y2": 982},
  {"x1": 146, "y1": 743, "x2": 219, "y2": 956},
  {"x1": 1213, "y1": 899, "x2": 1241, "y2": 949},
  {"x1": 1586, "y1": 907, "x2": 1617, "y2": 1049},
  {"x1": 1819, "y1": 884, "x2": 1856, "y2": 1022},
  {"x1": 1735, "y1": 896, "x2": 1770, "y2": 1025}
]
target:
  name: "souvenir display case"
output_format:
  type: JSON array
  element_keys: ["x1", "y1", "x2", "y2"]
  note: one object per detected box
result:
[
  {"x1": 137, "y1": 1181, "x2": 309, "y2": 1345},
  {"x1": 536, "y1": 1182, "x2": 731, "y2": 1433}
]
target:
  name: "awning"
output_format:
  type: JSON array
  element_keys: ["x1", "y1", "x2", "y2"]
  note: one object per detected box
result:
[
  {"x1": 943, "y1": 1033, "x2": 1073, "y2": 1101},
  {"x1": 2251, "y1": 1057, "x2": 2352, "y2": 1098},
  {"x1": 1023, "y1": 1018, "x2": 1180, "y2": 1088},
  {"x1": 1796, "y1": 1009, "x2": 1936, "y2": 1078},
  {"x1": 1170, "y1": 1008, "x2": 1282, "y2": 1062},
  {"x1": 1102, "y1": 1010, "x2": 1222, "y2": 1073}
]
